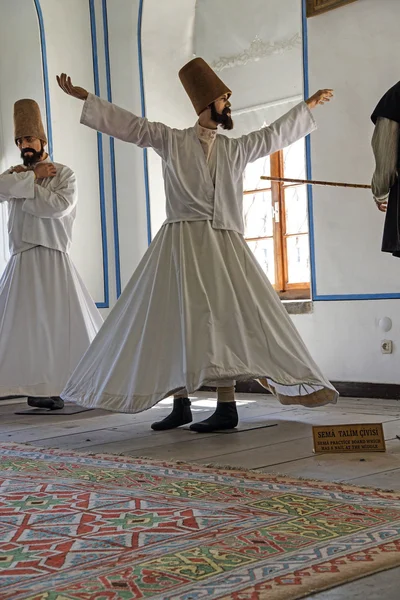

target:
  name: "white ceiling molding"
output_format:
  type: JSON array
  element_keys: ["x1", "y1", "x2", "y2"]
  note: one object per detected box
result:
[{"x1": 196, "y1": 33, "x2": 302, "y2": 72}]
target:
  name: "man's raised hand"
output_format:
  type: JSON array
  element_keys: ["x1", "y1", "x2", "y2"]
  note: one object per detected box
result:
[
  {"x1": 57, "y1": 74, "x2": 89, "y2": 101},
  {"x1": 306, "y1": 89, "x2": 334, "y2": 109}
]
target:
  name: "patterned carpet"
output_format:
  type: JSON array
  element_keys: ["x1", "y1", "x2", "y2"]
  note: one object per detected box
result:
[{"x1": 0, "y1": 443, "x2": 400, "y2": 600}]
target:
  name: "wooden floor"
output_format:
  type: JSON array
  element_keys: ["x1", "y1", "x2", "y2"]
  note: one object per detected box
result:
[
  {"x1": 1, "y1": 393, "x2": 400, "y2": 489},
  {"x1": 1, "y1": 393, "x2": 400, "y2": 598}
]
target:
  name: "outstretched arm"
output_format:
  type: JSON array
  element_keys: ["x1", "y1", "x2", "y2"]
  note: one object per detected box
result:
[
  {"x1": 237, "y1": 89, "x2": 333, "y2": 166},
  {"x1": 57, "y1": 73, "x2": 170, "y2": 158},
  {"x1": 371, "y1": 117, "x2": 398, "y2": 213}
]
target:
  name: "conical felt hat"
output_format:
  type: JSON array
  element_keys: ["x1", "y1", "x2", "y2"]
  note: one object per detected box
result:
[
  {"x1": 179, "y1": 58, "x2": 231, "y2": 116},
  {"x1": 14, "y1": 99, "x2": 47, "y2": 144}
]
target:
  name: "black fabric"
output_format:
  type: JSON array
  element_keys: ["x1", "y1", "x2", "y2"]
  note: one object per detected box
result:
[
  {"x1": 372, "y1": 82, "x2": 400, "y2": 256},
  {"x1": 382, "y1": 177, "x2": 400, "y2": 257},
  {"x1": 371, "y1": 81, "x2": 400, "y2": 125},
  {"x1": 151, "y1": 397, "x2": 192, "y2": 430},
  {"x1": 190, "y1": 401, "x2": 238, "y2": 433}
]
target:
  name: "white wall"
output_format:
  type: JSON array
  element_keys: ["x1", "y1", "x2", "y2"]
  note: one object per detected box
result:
[
  {"x1": 0, "y1": 0, "x2": 45, "y2": 274},
  {"x1": 193, "y1": 0, "x2": 303, "y2": 110},
  {"x1": 0, "y1": 0, "x2": 149, "y2": 314},
  {"x1": 142, "y1": 0, "x2": 197, "y2": 235},
  {"x1": 293, "y1": 0, "x2": 400, "y2": 382},
  {"x1": 39, "y1": 0, "x2": 107, "y2": 308},
  {"x1": 140, "y1": 0, "x2": 304, "y2": 234},
  {"x1": 4, "y1": 0, "x2": 397, "y2": 385},
  {"x1": 0, "y1": 0, "x2": 190, "y2": 310},
  {"x1": 102, "y1": 0, "x2": 305, "y2": 283},
  {"x1": 294, "y1": 300, "x2": 400, "y2": 385},
  {"x1": 106, "y1": 0, "x2": 149, "y2": 291}
]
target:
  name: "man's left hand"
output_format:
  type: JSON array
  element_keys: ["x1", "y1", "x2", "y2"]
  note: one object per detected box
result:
[
  {"x1": 9, "y1": 165, "x2": 27, "y2": 174},
  {"x1": 306, "y1": 89, "x2": 334, "y2": 109}
]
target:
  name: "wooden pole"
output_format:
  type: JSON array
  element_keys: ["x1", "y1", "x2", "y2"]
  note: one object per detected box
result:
[{"x1": 260, "y1": 175, "x2": 371, "y2": 190}]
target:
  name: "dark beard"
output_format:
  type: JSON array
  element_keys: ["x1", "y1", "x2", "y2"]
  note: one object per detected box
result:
[
  {"x1": 210, "y1": 102, "x2": 234, "y2": 130},
  {"x1": 21, "y1": 145, "x2": 45, "y2": 167}
]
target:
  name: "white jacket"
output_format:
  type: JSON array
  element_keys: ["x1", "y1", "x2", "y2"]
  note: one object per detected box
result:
[
  {"x1": 0, "y1": 158, "x2": 77, "y2": 255},
  {"x1": 81, "y1": 94, "x2": 316, "y2": 234}
]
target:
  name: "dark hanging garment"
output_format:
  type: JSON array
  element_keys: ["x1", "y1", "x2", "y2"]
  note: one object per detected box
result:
[
  {"x1": 380, "y1": 177, "x2": 400, "y2": 257},
  {"x1": 371, "y1": 81, "x2": 400, "y2": 257},
  {"x1": 371, "y1": 81, "x2": 400, "y2": 125}
]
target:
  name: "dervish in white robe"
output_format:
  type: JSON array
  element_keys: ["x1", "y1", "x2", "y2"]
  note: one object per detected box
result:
[
  {"x1": 58, "y1": 58, "x2": 338, "y2": 432},
  {"x1": 0, "y1": 99, "x2": 103, "y2": 409}
]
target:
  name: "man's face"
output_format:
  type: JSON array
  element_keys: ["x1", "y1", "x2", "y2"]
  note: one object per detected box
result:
[
  {"x1": 210, "y1": 94, "x2": 233, "y2": 130},
  {"x1": 17, "y1": 136, "x2": 45, "y2": 166}
]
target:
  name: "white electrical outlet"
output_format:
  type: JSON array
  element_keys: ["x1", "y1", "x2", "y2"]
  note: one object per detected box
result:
[{"x1": 381, "y1": 340, "x2": 393, "y2": 354}]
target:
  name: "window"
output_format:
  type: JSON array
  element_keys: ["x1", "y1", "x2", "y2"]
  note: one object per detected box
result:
[{"x1": 243, "y1": 139, "x2": 311, "y2": 300}]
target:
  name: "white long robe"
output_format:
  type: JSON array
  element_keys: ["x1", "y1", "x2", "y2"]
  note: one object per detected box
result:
[
  {"x1": 0, "y1": 160, "x2": 103, "y2": 398},
  {"x1": 62, "y1": 96, "x2": 338, "y2": 412}
]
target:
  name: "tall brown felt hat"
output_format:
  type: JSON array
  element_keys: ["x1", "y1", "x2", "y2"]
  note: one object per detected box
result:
[
  {"x1": 179, "y1": 57, "x2": 231, "y2": 116},
  {"x1": 14, "y1": 99, "x2": 47, "y2": 144}
]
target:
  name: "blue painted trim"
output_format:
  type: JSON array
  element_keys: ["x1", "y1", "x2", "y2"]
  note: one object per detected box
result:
[
  {"x1": 89, "y1": 0, "x2": 109, "y2": 308},
  {"x1": 33, "y1": 1, "x2": 110, "y2": 307},
  {"x1": 301, "y1": 0, "x2": 400, "y2": 302},
  {"x1": 313, "y1": 293, "x2": 400, "y2": 301},
  {"x1": 33, "y1": 0, "x2": 53, "y2": 159},
  {"x1": 102, "y1": 0, "x2": 122, "y2": 298},
  {"x1": 301, "y1": 0, "x2": 317, "y2": 300},
  {"x1": 137, "y1": 0, "x2": 152, "y2": 245}
]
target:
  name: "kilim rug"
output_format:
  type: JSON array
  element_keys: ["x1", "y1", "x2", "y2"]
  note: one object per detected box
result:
[{"x1": 0, "y1": 442, "x2": 400, "y2": 600}]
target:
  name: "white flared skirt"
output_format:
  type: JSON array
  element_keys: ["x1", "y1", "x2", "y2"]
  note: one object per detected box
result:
[
  {"x1": 0, "y1": 247, "x2": 103, "y2": 398},
  {"x1": 62, "y1": 221, "x2": 338, "y2": 412}
]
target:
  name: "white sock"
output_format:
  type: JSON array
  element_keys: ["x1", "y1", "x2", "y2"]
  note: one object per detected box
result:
[
  {"x1": 217, "y1": 386, "x2": 235, "y2": 403},
  {"x1": 174, "y1": 388, "x2": 188, "y2": 400}
]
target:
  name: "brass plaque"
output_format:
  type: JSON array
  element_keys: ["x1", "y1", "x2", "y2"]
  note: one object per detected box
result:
[
  {"x1": 313, "y1": 424, "x2": 386, "y2": 453},
  {"x1": 306, "y1": 0, "x2": 358, "y2": 18}
]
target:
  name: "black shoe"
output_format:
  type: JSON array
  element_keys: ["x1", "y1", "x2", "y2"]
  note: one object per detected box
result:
[
  {"x1": 151, "y1": 398, "x2": 192, "y2": 431},
  {"x1": 27, "y1": 397, "x2": 64, "y2": 410},
  {"x1": 190, "y1": 402, "x2": 238, "y2": 433}
]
